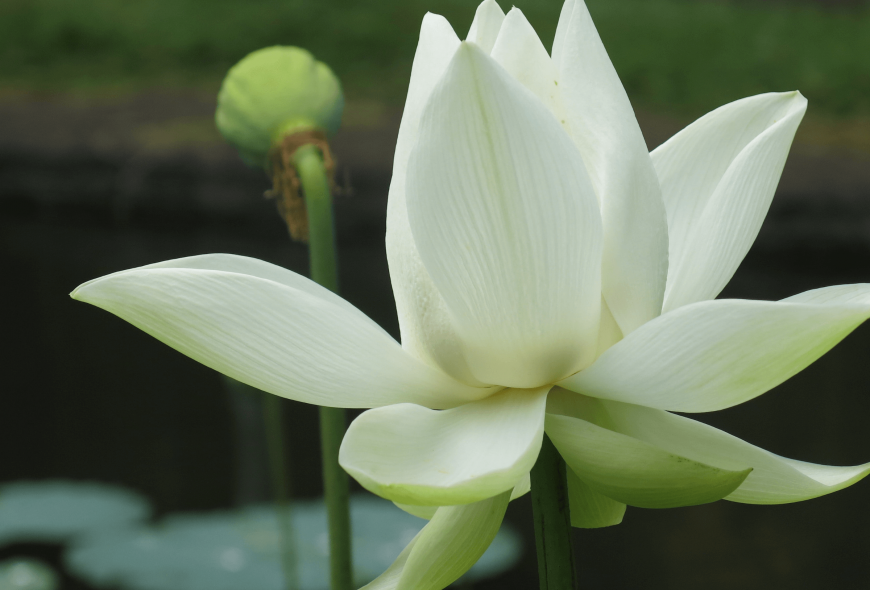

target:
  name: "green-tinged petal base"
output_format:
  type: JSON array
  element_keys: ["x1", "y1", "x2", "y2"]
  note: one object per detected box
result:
[
  {"x1": 362, "y1": 491, "x2": 510, "y2": 590},
  {"x1": 340, "y1": 388, "x2": 547, "y2": 506},
  {"x1": 566, "y1": 469, "x2": 626, "y2": 529},
  {"x1": 394, "y1": 473, "x2": 531, "y2": 521},
  {"x1": 546, "y1": 412, "x2": 751, "y2": 508},
  {"x1": 601, "y1": 400, "x2": 870, "y2": 504}
]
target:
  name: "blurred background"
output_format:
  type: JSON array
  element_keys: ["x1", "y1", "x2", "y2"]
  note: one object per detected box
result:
[{"x1": 2, "y1": 0, "x2": 870, "y2": 588}]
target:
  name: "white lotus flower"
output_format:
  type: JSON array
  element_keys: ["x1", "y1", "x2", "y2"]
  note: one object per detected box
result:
[{"x1": 72, "y1": 0, "x2": 870, "y2": 587}]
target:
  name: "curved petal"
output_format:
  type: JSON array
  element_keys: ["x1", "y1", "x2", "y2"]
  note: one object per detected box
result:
[
  {"x1": 596, "y1": 297, "x2": 623, "y2": 358},
  {"x1": 121, "y1": 253, "x2": 352, "y2": 309},
  {"x1": 340, "y1": 387, "x2": 548, "y2": 506},
  {"x1": 602, "y1": 400, "x2": 870, "y2": 504},
  {"x1": 782, "y1": 283, "x2": 870, "y2": 305},
  {"x1": 407, "y1": 42, "x2": 602, "y2": 388},
  {"x1": 394, "y1": 472, "x2": 530, "y2": 521},
  {"x1": 551, "y1": 0, "x2": 575, "y2": 67},
  {"x1": 465, "y1": 0, "x2": 505, "y2": 54},
  {"x1": 71, "y1": 258, "x2": 492, "y2": 409},
  {"x1": 510, "y1": 471, "x2": 531, "y2": 501},
  {"x1": 657, "y1": 92, "x2": 808, "y2": 312},
  {"x1": 362, "y1": 491, "x2": 510, "y2": 590},
  {"x1": 392, "y1": 502, "x2": 439, "y2": 521},
  {"x1": 566, "y1": 468, "x2": 626, "y2": 529},
  {"x1": 490, "y1": 8, "x2": 566, "y2": 126},
  {"x1": 546, "y1": 413, "x2": 751, "y2": 508},
  {"x1": 560, "y1": 285, "x2": 870, "y2": 412},
  {"x1": 385, "y1": 13, "x2": 481, "y2": 385},
  {"x1": 552, "y1": 0, "x2": 668, "y2": 335}
]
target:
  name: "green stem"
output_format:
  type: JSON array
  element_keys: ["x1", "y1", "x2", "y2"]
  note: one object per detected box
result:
[
  {"x1": 530, "y1": 434, "x2": 578, "y2": 590},
  {"x1": 293, "y1": 143, "x2": 353, "y2": 590},
  {"x1": 319, "y1": 405, "x2": 352, "y2": 590},
  {"x1": 263, "y1": 393, "x2": 298, "y2": 590}
]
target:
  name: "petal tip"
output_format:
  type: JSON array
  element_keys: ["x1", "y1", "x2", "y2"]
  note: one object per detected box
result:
[
  {"x1": 794, "y1": 90, "x2": 808, "y2": 108},
  {"x1": 69, "y1": 279, "x2": 96, "y2": 302},
  {"x1": 775, "y1": 89, "x2": 808, "y2": 114}
]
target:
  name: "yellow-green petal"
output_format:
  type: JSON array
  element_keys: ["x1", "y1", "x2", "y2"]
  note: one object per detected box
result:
[
  {"x1": 362, "y1": 491, "x2": 511, "y2": 590},
  {"x1": 545, "y1": 413, "x2": 751, "y2": 508},
  {"x1": 393, "y1": 472, "x2": 531, "y2": 521},
  {"x1": 566, "y1": 468, "x2": 625, "y2": 529},
  {"x1": 602, "y1": 399, "x2": 870, "y2": 505}
]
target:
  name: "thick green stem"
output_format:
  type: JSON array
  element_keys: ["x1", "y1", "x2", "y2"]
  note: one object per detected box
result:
[
  {"x1": 263, "y1": 393, "x2": 298, "y2": 590},
  {"x1": 319, "y1": 405, "x2": 352, "y2": 590},
  {"x1": 530, "y1": 434, "x2": 578, "y2": 590},
  {"x1": 293, "y1": 143, "x2": 353, "y2": 590}
]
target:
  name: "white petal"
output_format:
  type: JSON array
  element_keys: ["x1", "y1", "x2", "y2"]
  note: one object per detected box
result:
[
  {"x1": 340, "y1": 387, "x2": 548, "y2": 506},
  {"x1": 362, "y1": 492, "x2": 510, "y2": 590},
  {"x1": 596, "y1": 297, "x2": 623, "y2": 358},
  {"x1": 122, "y1": 253, "x2": 352, "y2": 309},
  {"x1": 546, "y1": 413, "x2": 750, "y2": 508},
  {"x1": 657, "y1": 92, "x2": 808, "y2": 312},
  {"x1": 552, "y1": 0, "x2": 668, "y2": 335},
  {"x1": 566, "y1": 467, "x2": 626, "y2": 529},
  {"x1": 407, "y1": 42, "x2": 602, "y2": 388},
  {"x1": 602, "y1": 400, "x2": 870, "y2": 504},
  {"x1": 560, "y1": 285, "x2": 870, "y2": 412},
  {"x1": 465, "y1": 0, "x2": 505, "y2": 54},
  {"x1": 781, "y1": 283, "x2": 870, "y2": 305},
  {"x1": 490, "y1": 8, "x2": 566, "y2": 125},
  {"x1": 393, "y1": 472, "x2": 530, "y2": 521},
  {"x1": 386, "y1": 14, "x2": 481, "y2": 385},
  {"x1": 72, "y1": 256, "x2": 492, "y2": 409},
  {"x1": 551, "y1": 0, "x2": 576, "y2": 65}
]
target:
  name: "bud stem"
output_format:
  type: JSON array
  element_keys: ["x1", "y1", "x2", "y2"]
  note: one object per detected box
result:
[
  {"x1": 531, "y1": 434, "x2": 579, "y2": 590},
  {"x1": 292, "y1": 143, "x2": 353, "y2": 590},
  {"x1": 293, "y1": 144, "x2": 339, "y2": 290}
]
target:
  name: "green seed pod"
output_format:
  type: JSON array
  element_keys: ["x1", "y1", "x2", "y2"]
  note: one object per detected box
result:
[{"x1": 216, "y1": 46, "x2": 344, "y2": 167}]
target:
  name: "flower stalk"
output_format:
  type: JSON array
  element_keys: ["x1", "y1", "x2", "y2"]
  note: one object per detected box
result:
[
  {"x1": 262, "y1": 393, "x2": 299, "y2": 590},
  {"x1": 531, "y1": 434, "x2": 578, "y2": 590},
  {"x1": 290, "y1": 142, "x2": 352, "y2": 590}
]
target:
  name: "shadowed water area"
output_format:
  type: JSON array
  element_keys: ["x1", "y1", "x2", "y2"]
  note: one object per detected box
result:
[{"x1": 2, "y1": 89, "x2": 870, "y2": 589}]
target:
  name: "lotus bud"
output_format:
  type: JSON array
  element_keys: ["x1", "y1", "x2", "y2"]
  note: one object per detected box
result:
[
  {"x1": 215, "y1": 46, "x2": 344, "y2": 242},
  {"x1": 216, "y1": 46, "x2": 343, "y2": 166}
]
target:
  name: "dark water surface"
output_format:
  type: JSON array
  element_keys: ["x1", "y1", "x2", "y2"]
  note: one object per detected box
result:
[{"x1": 2, "y1": 163, "x2": 870, "y2": 589}]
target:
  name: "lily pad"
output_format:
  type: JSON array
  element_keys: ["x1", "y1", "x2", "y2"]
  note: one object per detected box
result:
[
  {"x1": 67, "y1": 494, "x2": 521, "y2": 590},
  {"x1": 0, "y1": 558, "x2": 59, "y2": 590},
  {"x1": 0, "y1": 481, "x2": 151, "y2": 546}
]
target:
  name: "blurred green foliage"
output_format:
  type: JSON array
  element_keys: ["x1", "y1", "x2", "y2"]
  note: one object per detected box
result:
[{"x1": 1, "y1": 0, "x2": 868, "y2": 116}]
